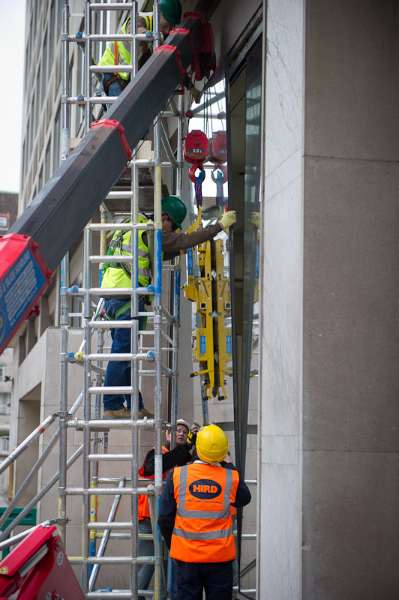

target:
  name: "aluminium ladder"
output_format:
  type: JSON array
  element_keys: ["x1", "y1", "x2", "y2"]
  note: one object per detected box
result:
[{"x1": 58, "y1": 2, "x2": 186, "y2": 597}]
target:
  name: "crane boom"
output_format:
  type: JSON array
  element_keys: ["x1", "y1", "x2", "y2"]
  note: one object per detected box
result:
[{"x1": 0, "y1": 16, "x2": 205, "y2": 355}]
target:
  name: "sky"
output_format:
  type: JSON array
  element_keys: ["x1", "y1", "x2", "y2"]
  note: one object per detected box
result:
[{"x1": 0, "y1": 0, "x2": 26, "y2": 194}]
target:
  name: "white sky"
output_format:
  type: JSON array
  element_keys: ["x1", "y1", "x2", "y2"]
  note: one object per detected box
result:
[{"x1": 0, "y1": 0, "x2": 26, "y2": 194}]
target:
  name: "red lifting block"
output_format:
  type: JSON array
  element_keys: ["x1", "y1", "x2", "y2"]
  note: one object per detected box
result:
[
  {"x1": 0, "y1": 234, "x2": 52, "y2": 355},
  {"x1": 184, "y1": 130, "x2": 209, "y2": 164},
  {"x1": 0, "y1": 524, "x2": 84, "y2": 599}
]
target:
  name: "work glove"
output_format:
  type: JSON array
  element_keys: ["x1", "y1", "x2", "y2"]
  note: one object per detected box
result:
[
  {"x1": 250, "y1": 211, "x2": 260, "y2": 229},
  {"x1": 185, "y1": 429, "x2": 197, "y2": 450},
  {"x1": 190, "y1": 85, "x2": 202, "y2": 104},
  {"x1": 219, "y1": 210, "x2": 237, "y2": 231}
]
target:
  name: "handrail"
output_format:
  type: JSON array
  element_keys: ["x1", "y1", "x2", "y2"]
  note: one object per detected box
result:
[
  {"x1": 0, "y1": 413, "x2": 58, "y2": 477},
  {"x1": 0, "y1": 445, "x2": 84, "y2": 542},
  {"x1": 0, "y1": 391, "x2": 85, "y2": 532}
]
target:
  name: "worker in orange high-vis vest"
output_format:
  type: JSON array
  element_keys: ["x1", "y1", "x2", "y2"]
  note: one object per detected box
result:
[
  {"x1": 158, "y1": 425, "x2": 251, "y2": 600},
  {"x1": 137, "y1": 419, "x2": 200, "y2": 600}
]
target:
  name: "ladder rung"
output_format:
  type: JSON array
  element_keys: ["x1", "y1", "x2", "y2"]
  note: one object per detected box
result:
[
  {"x1": 96, "y1": 532, "x2": 132, "y2": 540},
  {"x1": 90, "y1": 255, "x2": 135, "y2": 263},
  {"x1": 88, "y1": 522, "x2": 134, "y2": 530},
  {"x1": 88, "y1": 223, "x2": 154, "y2": 231},
  {"x1": 70, "y1": 418, "x2": 156, "y2": 430},
  {"x1": 86, "y1": 589, "x2": 155, "y2": 599},
  {"x1": 67, "y1": 420, "x2": 111, "y2": 432},
  {"x1": 89, "y1": 2, "x2": 136, "y2": 10},
  {"x1": 90, "y1": 65, "x2": 134, "y2": 73},
  {"x1": 89, "y1": 321, "x2": 148, "y2": 329},
  {"x1": 65, "y1": 487, "x2": 139, "y2": 495},
  {"x1": 88, "y1": 454, "x2": 133, "y2": 461},
  {"x1": 75, "y1": 96, "x2": 119, "y2": 104},
  {"x1": 89, "y1": 288, "x2": 154, "y2": 296},
  {"x1": 84, "y1": 33, "x2": 153, "y2": 42},
  {"x1": 90, "y1": 385, "x2": 141, "y2": 394},
  {"x1": 86, "y1": 556, "x2": 155, "y2": 564},
  {"x1": 87, "y1": 352, "x2": 152, "y2": 362}
]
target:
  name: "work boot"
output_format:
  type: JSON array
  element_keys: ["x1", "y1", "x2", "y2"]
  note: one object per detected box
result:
[
  {"x1": 103, "y1": 408, "x2": 131, "y2": 419},
  {"x1": 138, "y1": 407, "x2": 154, "y2": 419}
]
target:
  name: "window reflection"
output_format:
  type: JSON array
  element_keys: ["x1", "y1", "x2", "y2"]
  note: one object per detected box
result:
[
  {"x1": 241, "y1": 41, "x2": 262, "y2": 468},
  {"x1": 184, "y1": 64, "x2": 232, "y2": 424}
]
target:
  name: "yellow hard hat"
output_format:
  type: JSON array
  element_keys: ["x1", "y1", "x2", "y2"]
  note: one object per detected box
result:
[{"x1": 196, "y1": 425, "x2": 229, "y2": 463}]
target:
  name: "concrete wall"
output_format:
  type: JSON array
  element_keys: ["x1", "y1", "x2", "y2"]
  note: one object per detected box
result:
[{"x1": 259, "y1": 0, "x2": 399, "y2": 598}]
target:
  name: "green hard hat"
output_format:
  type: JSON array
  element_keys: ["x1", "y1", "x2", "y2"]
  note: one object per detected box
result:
[
  {"x1": 162, "y1": 196, "x2": 187, "y2": 228},
  {"x1": 160, "y1": 0, "x2": 182, "y2": 24}
]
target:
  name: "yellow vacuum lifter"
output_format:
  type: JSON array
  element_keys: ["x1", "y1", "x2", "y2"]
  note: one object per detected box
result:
[{"x1": 184, "y1": 235, "x2": 232, "y2": 401}]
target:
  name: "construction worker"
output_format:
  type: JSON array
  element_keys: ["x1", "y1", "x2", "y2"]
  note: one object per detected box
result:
[
  {"x1": 158, "y1": 424, "x2": 251, "y2": 600},
  {"x1": 102, "y1": 196, "x2": 237, "y2": 419},
  {"x1": 138, "y1": 419, "x2": 201, "y2": 598},
  {"x1": 98, "y1": 0, "x2": 182, "y2": 96}
]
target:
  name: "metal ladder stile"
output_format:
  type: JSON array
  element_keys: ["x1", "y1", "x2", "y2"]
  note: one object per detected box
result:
[
  {"x1": 170, "y1": 93, "x2": 184, "y2": 438},
  {"x1": 84, "y1": 3, "x2": 142, "y2": 598},
  {"x1": 58, "y1": 2, "x2": 187, "y2": 597},
  {"x1": 152, "y1": 5, "x2": 163, "y2": 599},
  {"x1": 130, "y1": 4, "x2": 140, "y2": 599},
  {"x1": 83, "y1": 226, "x2": 93, "y2": 595},
  {"x1": 59, "y1": 1, "x2": 71, "y2": 548}
]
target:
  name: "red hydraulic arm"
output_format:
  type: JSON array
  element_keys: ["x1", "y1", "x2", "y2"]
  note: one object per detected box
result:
[
  {"x1": 0, "y1": 11, "x2": 215, "y2": 356},
  {"x1": 0, "y1": 524, "x2": 85, "y2": 599},
  {"x1": 0, "y1": 234, "x2": 52, "y2": 355}
]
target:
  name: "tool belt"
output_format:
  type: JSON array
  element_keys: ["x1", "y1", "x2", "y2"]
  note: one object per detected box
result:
[{"x1": 104, "y1": 74, "x2": 130, "y2": 94}]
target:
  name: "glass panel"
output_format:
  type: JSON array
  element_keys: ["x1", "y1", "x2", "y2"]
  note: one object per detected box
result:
[
  {"x1": 185, "y1": 60, "x2": 231, "y2": 425},
  {"x1": 241, "y1": 38, "x2": 262, "y2": 465},
  {"x1": 225, "y1": 36, "x2": 262, "y2": 596},
  {"x1": 183, "y1": 43, "x2": 262, "y2": 594},
  {"x1": 0, "y1": 393, "x2": 11, "y2": 416}
]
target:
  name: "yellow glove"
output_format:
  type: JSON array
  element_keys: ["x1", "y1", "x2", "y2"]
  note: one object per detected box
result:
[
  {"x1": 250, "y1": 211, "x2": 260, "y2": 229},
  {"x1": 219, "y1": 210, "x2": 237, "y2": 231},
  {"x1": 185, "y1": 430, "x2": 197, "y2": 449}
]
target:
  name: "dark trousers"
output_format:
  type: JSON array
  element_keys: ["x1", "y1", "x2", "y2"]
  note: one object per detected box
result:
[
  {"x1": 103, "y1": 298, "x2": 145, "y2": 412},
  {"x1": 175, "y1": 560, "x2": 233, "y2": 600}
]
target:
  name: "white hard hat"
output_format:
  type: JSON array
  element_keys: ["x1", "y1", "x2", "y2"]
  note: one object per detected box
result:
[{"x1": 176, "y1": 419, "x2": 190, "y2": 432}]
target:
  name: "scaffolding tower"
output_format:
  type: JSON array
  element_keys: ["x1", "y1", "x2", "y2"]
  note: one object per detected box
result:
[
  {"x1": 58, "y1": 2, "x2": 185, "y2": 597},
  {"x1": 0, "y1": 4, "x2": 258, "y2": 598}
]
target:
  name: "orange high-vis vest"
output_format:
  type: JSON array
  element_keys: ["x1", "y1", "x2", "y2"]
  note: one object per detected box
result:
[
  {"x1": 138, "y1": 445, "x2": 169, "y2": 521},
  {"x1": 170, "y1": 463, "x2": 239, "y2": 563}
]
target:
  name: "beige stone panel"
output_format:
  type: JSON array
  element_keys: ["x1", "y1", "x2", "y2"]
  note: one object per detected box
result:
[
  {"x1": 305, "y1": 0, "x2": 399, "y2": 163},
  {"x1": 303, "y1": 156, "x2": 399, "y2": 452},
  {"x1": 303, "y1": 450, "x2": 399, "y2": 600}
]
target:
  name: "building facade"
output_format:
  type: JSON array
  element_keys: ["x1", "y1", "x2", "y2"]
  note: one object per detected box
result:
[{"x1": 8, "y1": 0, "x2": 399, "y2": 598}]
